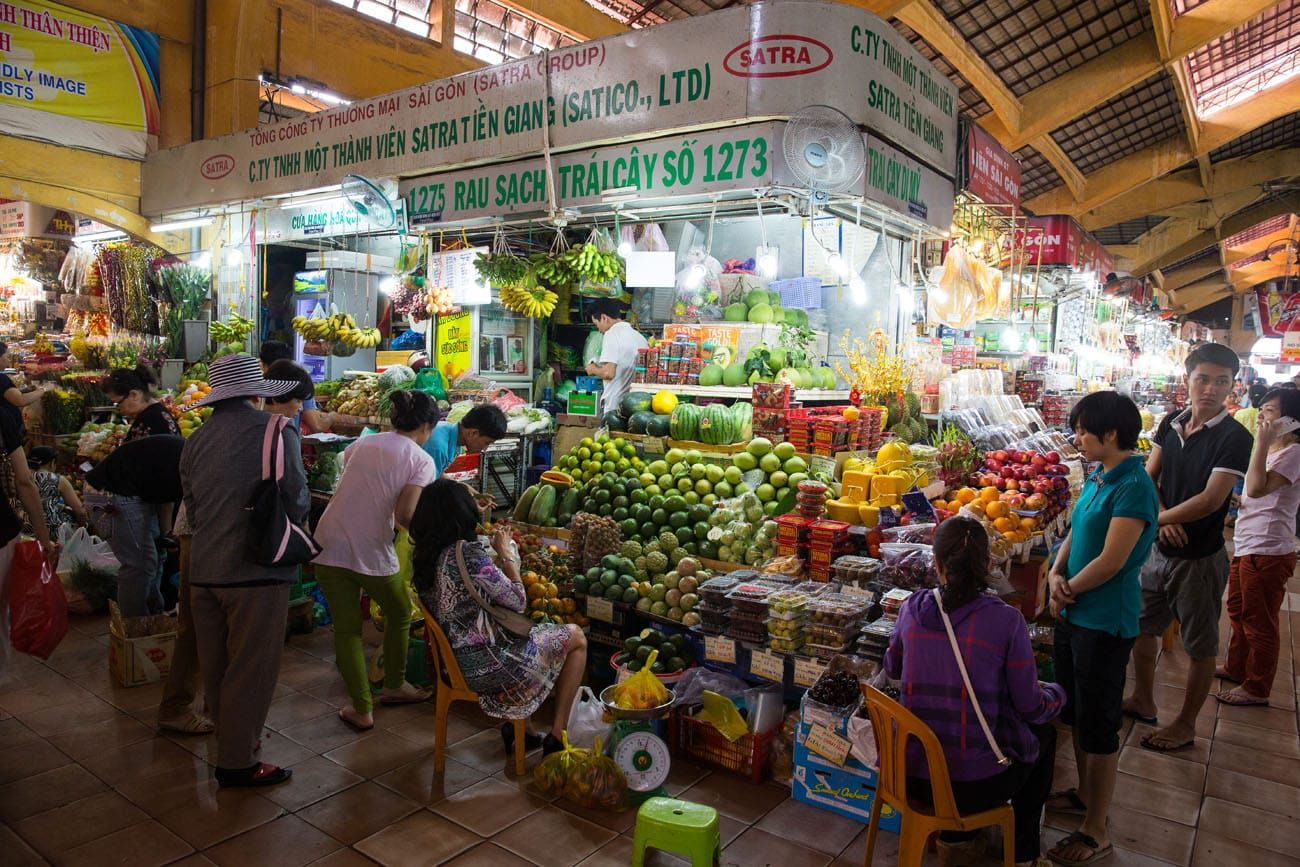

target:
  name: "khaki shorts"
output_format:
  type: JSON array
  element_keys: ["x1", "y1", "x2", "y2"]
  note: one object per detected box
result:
[{"x1": 1138, "y1": 547, "x2": 1229, "y2": 659}]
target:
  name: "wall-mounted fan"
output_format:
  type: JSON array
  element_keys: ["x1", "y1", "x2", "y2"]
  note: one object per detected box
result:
[
  {"x1": 341, "y1": 173, "x2": 398, "y2": 229},
  {"x1": 782, "y1": 105, "x2": 866, "y2": 204}
]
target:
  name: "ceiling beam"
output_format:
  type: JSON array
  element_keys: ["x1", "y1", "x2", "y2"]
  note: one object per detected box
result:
[
  {"x1": 1162, "y1": 258, "x2": 1224, "y2": 291},
  {"x1": 493, "y1": 0, "x2": 629, "y2": 41},
  {"x1": 843, "y1": 0, "x2": 918, "y2": 17},
  {"x1": 1031, "y1": 137, "x2": 1195, "y2": 216},
  {"x1": 1168, "y1": 0, "x2": 1280, "y2": 59},
  {"x1": 893, "y1": 1, "x2": 1021, "y2": 130},
  {"x1": 1030, "y1": 134, "x2": 1085, "y2": 200},
  {"x1": 1173, "y1": 282, "x2": 1235, "y2": 314},
  {"x1": 1136, "y1": 194, "x2": 1300, "y2": 275}
]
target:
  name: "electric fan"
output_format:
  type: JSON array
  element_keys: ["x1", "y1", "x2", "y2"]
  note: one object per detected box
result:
[
  {"x1": 782, "y1": 105, "x2": 867, "y2": 204},
  {"x1": 341, "y1": 174, "x2": 398, "y2": 229}
]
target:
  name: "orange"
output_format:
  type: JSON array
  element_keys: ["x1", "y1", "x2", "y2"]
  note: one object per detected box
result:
[
  {"x1": 932, "y1": 499, "x2": 948, "y2": 512},
  {"x1": 979, "y1": 487, "x2": 1000, "y2": 503},
  {"x1": 993, "y1": 517, "x2": 1016, "y2": 533},
  {"x1": 526, "y1": 583, "x2": 545, "y2": 600},
  {"x1": 985, "y1": 501, "x2": 1008, "y2": 520},
  {"x1": 955, "y1": 488, "x2": 977, "y2": 505},
  {"x1": 965, "y1": 503, "x2": 986, "y2": 520},
  {"x1": 1019, "y1": 517, "x2": 1037, "y2": 532}
]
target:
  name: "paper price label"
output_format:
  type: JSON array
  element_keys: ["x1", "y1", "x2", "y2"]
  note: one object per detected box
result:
[
  {"x1": 642, "y1": 436, "x2": 666, "y2": 455},
  {"x1": 750, "y1": 649, "x2": 785, "y2": 682},
  {"x1": 704, "y1": 635, "x2": 736, "y2": 664},
  {"x1": 809, "y1": 455, "x2": 837, "y2": 479},
  {"x1": 586, "y1": 596, "x2": 614, "y2": 623},
  {"x1": 793, "y1": 656, "x2": 827, "y2": 688},
  {"x1": 804, "y1": 722, "x2": 851, "y2": 766}
]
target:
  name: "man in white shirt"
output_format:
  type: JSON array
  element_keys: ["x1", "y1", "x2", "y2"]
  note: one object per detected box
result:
[{"x1": 584, "y1": 298, "x2": 648, "y2": 415}]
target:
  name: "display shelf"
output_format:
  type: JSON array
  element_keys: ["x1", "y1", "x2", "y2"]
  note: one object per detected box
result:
[{"x1": 630, "y1": 382, "x2": 851, "y2": 401}]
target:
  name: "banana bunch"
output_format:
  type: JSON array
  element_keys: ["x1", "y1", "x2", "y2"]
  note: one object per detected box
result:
[
  {"x1": 338, "y1": 325, "x2": 382, "y2": 348},
  {"x1": 291, "y1": 315, "x2": 333, "y2": 341},
  {"x1": 559, "y1": 242, "x2": 624, "y2": 282},
  {"x1": 210, "y1": 313, "x2": 255, "y2": 343},
  {"x1": 528, "y1": 251, "x2": 579, "y2": 290},
  {"x1": 500, "y1": 284, "x2": 559, "y2": 318},
  {"x1": 426, "y1": 285, "x2": 456, "y2": 316},
  {"x1": 474, "y1": 251, "x2": 529, "y2": 286}
]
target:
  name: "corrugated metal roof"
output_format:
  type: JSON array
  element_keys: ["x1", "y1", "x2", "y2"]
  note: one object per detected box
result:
[
  {"x1": 1184, "y1": 0, "x2": 1300, "y2": 115},
  {"x1": 1016, "y1": 145, "x2": 1064, "y2": 202},
  {"x1": 1051, "y1": 72, "x2": 1184, "y2": 175},
  {"x1": 1209, "y1": 111, "x2": 1300, "y2": 161},
  {"x1": 1094, "y1": 216, "x2": 1166, "y2": 245}
]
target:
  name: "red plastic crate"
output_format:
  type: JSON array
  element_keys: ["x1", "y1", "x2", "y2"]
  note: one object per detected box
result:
[{"x1": 672, "y1": 707, "x2": 776, "y2": 784}]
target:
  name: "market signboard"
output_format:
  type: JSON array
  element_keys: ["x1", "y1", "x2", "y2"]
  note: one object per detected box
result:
[
  {"x1": 0, "y1": 0, "x2": 160, "y2": 159},
  {"x1": 434, "y1": 308, "x2": 474, "y2": 381},
  {"x1": 141, "y1": 1, "x2": 958, "y2": 215},
  {"x1": 0, "y1": 199, "x2": 75, "y2": 239},
  {"x1": 400, "y1": 123, "x2": 782, "y2": 225},
  {"x1": 1010, "y1": 216, "x2": 1113, "y2": 274},
  {"x1": 857, "y1": 134, "x2": 954, "y2": 232},
  {"x1": 960, "y1": 120, "x2": 1020, "y2": 207},
  {"x1": 262, "y1": 197, "x2": 407, "y2": 242},
  {"x1": 1256, "y1": 281, "x2": 1300, "y2": 339}
]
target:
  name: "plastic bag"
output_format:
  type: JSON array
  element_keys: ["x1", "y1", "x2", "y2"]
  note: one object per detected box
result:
[
  {"x1": 56, "y1": 525, "x2": 119, "y2": 576},
  {"x1": 673, "y1": 247, "x2": 722, "y2": 322},
  {"x1": 534, "y1": 731, "x2": 588, "y2": 797},
  {"x1": 582, "y1": 330, "x2": 604, "y2": 366},
  {"x1": 881, "y1": 523, "x2": 937, "y2": 545},
  {"x1": 414, "y1": 368, "x2": 447, "y2": 400},
  {"x1": 9, "y1": 541, "x2": 68, "y2": 659},
  {"x1": 577, "y1": 738, "x2": 629, "y2": 809},
  {"x1": 879, "y1": 542, "x2": 937, "y2": 588},
  {"x1": 672, "y1": 666, "x2": 749, "y2": 707},
  {"x1": 620, "y1": 223, "x2": 669, "y2": 252},
  {"x1": 565, "y1": 686, "x2": 613, "y2": 750},
  {"x1": 610, "y1": 649, "x2": 672, "y2": 710}
]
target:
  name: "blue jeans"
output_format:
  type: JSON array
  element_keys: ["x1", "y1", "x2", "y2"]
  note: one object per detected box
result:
[{"x1": 109, "y1": 496, "x2": 163, "y2": 618}]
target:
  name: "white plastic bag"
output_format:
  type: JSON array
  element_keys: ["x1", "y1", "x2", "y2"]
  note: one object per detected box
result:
[
  {"x1": 565, "y1": 686, "x2": 613, "y2": 750},
  {"x1": 56, "y1": 525, "x2": 120, "y2": 576}
]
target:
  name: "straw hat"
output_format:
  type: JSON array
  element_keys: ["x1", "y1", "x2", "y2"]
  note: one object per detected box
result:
[{"x1": 190, "y1": 353, "x2": 300, "y2": 408}]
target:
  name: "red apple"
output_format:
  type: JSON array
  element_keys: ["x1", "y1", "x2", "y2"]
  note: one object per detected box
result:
[
  {"x1": 1006, "y1": 479, "x2": 1020, "y2": 491},
  {"x1": 1000, "y1": 466, "x2": 1016, "y2": 479},
  {"x1": 986, "y1": 458, "x2": 1004, "y2": 472},
  {"x1": 1045, "y1": 451, "x2": 1060, "y2": 463},
  {"x1": 991, "y1": 450, "x2": 1009, "y2": 462}
]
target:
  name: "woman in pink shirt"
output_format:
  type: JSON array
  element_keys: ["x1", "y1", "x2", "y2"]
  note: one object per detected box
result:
[
  {"x1": 1218, "y1": 387, "x2": 1300, "y2": 707},
  {"x1": 314, "y1": 390, "x2": 440, "y2": 729}
]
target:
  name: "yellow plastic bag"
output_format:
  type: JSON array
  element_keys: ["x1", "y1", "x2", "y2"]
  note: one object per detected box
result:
[
  {"x1": 534, "y1": 731, "x2": 588, "y2": 796},
  {"x1": 610, "y1": 650, "x2": 671, "y2": 710},
  {"x1": 564, "y1": 736, "x2": 628, "y2": 809},
  {"x1": 696, "y1": 690, "x2": 749, "y2": 742}
]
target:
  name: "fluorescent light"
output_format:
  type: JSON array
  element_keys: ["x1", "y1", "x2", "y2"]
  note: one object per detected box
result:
[
  {"x1": 76, "y1": 230, "x2": 127, "y2": 243},
  {"x1": 150, "y1": 216, "x2": 214, "y2": 232},
  {"x1": 280, "y1": 195, "x2": 345, "y2": 211}
]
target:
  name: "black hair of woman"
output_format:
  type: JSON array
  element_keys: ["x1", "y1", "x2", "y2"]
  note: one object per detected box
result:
[
  {"x1": 389, "y1": 389, "x2": 438, "y2": 432},
  {"x1": 933, "y1": 515, "x2": 991, "y2": 611},
  {"x1": 263, "y1": 359, "x2": 316, "y2": 402},
  {"x1": 408, "y1": 479, "x2": 480, "y2": 591},
  {"x1": 27, "y1": 445, "x2": 58, "y2": 470},
  {"x1": 103, "y1": 365, "x2": 158, "y2": 398}
]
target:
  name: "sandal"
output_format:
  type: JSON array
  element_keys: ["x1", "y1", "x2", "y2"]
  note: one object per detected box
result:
[
  {"x1": 215, "y1": 762, "x2": 292, "y2": 788},
  {"x1": 1139, "y1": 733, "x2": 1194, "y2": 753},
  {"x1": 1046, "y1": 788, "x2": 1088, "y2": 816},
  {"x1": 1214, "y1": 689, "x2": 1269, "y2": 707},
  {"x1": 501, "y1": 722, "x2": 542, "y2": 754},
  {"x1": 1048, "y1": 831, "x2": 1113, "y2": 866},
  {"x1": 338, "y1": 708, "x2": 374, "y2": 732},
  {"x1": 158, "y1": 712, "x2": 215, "y2": 735},
  {"x1": 378, "y1": 684, "x2": 432, "y2": 705}
]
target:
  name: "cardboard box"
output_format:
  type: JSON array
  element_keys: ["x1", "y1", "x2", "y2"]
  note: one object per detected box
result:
[
  {"x1": 800, "y1": 692, "x2": 860, "y2": 738},
  {"x1": 108, "y1": 602, "x2": 177, "y2": 688},
  {"x1": 792, "y1": 736, "x2": 900, "y2": 830}
]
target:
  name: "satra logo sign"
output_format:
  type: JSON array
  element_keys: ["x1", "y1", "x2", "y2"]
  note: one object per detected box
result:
[
  {"x1": 724, "y1": 35, "x2": 832, "y2": 78},
  {"x1": 200, "y1": 154, "x2": 236, "y2": 180}
]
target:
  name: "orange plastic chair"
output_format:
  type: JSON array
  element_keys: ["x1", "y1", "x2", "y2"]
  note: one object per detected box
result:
[
  {"x1": 417, "y1": 602, "x2": 526, "y2": 777},
  {"x1": 860, "y1": 684, "x2": 1014, "y2": 867}
]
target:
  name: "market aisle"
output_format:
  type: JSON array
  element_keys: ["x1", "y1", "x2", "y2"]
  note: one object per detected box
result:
[{"x1": 2, "y1": 588, "x2": 1298, "y2": 867}]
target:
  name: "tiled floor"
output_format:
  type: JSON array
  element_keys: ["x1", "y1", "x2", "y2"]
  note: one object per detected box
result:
[{"x1": 2, "y1": 588, "x2": 1299, "y2": 867}]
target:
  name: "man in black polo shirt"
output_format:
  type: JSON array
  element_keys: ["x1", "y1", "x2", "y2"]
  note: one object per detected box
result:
[{"x1": 1125, "y1": 344, "x2": 1252, "y2": 753}]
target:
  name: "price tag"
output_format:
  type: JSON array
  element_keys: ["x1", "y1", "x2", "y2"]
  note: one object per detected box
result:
[
  {"x1": 750, "y1": 649, "x2": 785, "y2": 682},
  {"x1": 704, "y1": 635, "x2": 736, "y2": 664},
  {"x1": 80, "y1": 461, "x2": 93, "y2": 473},
  {"x1": 642, "y1": 436, "x2": 666, "y2": 455},
  {"x1": 586, "y1": 596, "x2": 614, "y2": 623},
  {"x1": 901, "y1": 490, "x2": 935, "y2": 520},
  {"x1": 793, "y1": 656, "x2": 827, "y2": 688},
  {"x1": 803, "y1": 722, "x2": 852, "y2": 766},
  {"x1": 809, "y1": 455, "x2": 836, "y2": 480},
  {"x1": 877, "y1": 506, "x2": 900, "y2": 529}
]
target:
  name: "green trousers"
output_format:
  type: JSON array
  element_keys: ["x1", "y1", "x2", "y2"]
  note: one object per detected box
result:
[{"x1": 314, "y1": 564, "x2": 412, "y2": 715}]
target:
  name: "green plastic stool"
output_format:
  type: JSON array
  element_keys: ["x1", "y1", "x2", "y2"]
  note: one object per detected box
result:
[{"x1": 631, "y1": 797, "x2": 720, "y2": 867}]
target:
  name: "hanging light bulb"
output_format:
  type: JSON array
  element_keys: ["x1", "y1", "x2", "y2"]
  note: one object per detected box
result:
[
  {"x1": 896, "y1": 283, "x2": 913, "y2": 315},
  {"x1": 379, "y1": 277, "x2": 399, "y2": 295},
  {"x1": 684, "y1": 263, "x2": 706, "y2": 289},
  {"x1": 828, "y1": 252, "x2": 850, "y2": 279},
  {"x1": 1001, "y1": 326, "x2": 1020, "y2": 352},
  {"x1": 756, "y1": 245, "x2": 779, "y2": 279},
  {"x1": 617, "y1": 239, "x2": 633, "y2": 257},
  {"x1": 193, "y1": 251, "x2": 211, "y2": 270},
  {"x1": 225, "y1": 247, "x2": 243, "y2": 267}
]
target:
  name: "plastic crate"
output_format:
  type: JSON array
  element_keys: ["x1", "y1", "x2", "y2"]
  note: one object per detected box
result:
[{"x1": 672, "y1": 706, "x2": 776, "y2": 784}]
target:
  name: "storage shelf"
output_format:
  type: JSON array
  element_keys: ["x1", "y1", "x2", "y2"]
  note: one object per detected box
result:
[{"x1": 630, "y1": 382, "x2": 851, "y2": 401}]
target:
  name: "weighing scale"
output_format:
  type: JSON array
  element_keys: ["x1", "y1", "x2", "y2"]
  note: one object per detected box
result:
[{"x1": 599, "y1": 684, "x2": 675, "y2": 805}]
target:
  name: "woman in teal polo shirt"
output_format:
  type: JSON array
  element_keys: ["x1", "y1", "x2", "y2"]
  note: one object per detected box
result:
[{"x1": 1045, "y1": 391, "x2": 1159, "y2": 867}]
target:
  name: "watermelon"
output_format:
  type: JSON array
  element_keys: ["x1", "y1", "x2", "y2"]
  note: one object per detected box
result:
[
  {"x1": 645, "y1": 414, "x2": 672, "y2": 437},
  {"x1": 627, "y1": 411, "x2": 655, "y2": 434},
  {"x1": 731, "y1": 402, "x2": 753, "y2": 443},
  {"x1": 620, "y1": 391, "x2": 655, "y2": 417},
  {"x1": 602, "y1": 411, "x2": 627, "y2": 431},
  {"x1": 670, "y1": 403, "x2": 702, "y2": 441},
  {"x1": 699, "y1": 403, "x2": 733, "y2": 445}
]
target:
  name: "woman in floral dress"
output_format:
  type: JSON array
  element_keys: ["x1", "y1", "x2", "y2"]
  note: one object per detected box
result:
[{"x1": 411, "y1": 479, "x2": 586, "y2": 756}]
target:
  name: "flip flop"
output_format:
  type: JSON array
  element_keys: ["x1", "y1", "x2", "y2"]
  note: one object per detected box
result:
[
  {"x1": 1049, "y1": 830, "x2": 1113, "y2": 866},
  {"x1": 1214, "y1": 690, "x2": 1269, "y2": 707},
  {"x1": 1121, "y1": 708, "x2": 1158, "y2": 726},
  {"x1": 215, "y1": 762, "x2": 293, "y2": 788},
  {"x1": 378, "y1": 686, "x2": 432, "y2": 705},
  {"x1": 1139, "y1": 733, "x2": 1194, "y2": 753},
  {"x1": 158, "y1": 713, "x2": 215, "y2": 735},
  {"x1": 1214, "y1": 668, "x2": 1241, "y2": 683},
  {"x1": 337, "y1": 708, "x2": 374, "y2": 732},
  {"x1": 1046, "y1": 788, "x2": 1088, "y2": 816}
]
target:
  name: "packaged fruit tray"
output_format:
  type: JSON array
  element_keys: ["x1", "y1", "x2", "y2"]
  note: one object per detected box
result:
[
  {"x1": 768, "y1": 635, "x2": 806, "y2": 653},
  {"x1": 765, "y1": 618, "x2": 806, "y2": 640},
  {"x1": 727, "y1": 623, "x2": 768, "y2": 644},
  {"x1": 699, "y1": 575, "x2": 743, "y2": 605},
  {"x1": 807, "y1": 622, "x2": 857, "y2": 645},
  {"x1": 830, "y1": 556, "x2": 881, "y2": 584},
  {"x1": 808, "y1": 593, "x2": 871, "y2": 628},
  {"x1": 767, "y1": 589, "x2": 810, "y2": 619},
  {"x1": 805, "y1": 641, "x2": 851, "y2": 660}
]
